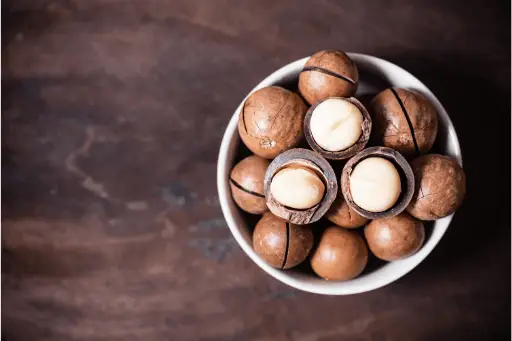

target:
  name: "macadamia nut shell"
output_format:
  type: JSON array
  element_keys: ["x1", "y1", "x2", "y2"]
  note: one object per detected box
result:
[
  {"x1": 407, "y1": 154, "x2": 466, "y2": 220},
  {"x1": 341, "y1": 147, "x2": 414, "y2": 220},
  {"x1": 238, "y1": 86, "x2": 307, "y2": 159}
]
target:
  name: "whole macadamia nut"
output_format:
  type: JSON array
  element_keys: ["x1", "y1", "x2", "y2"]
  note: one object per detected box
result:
[
  {"x1": 238, "y1": 86, "x2": 307, "y2": 159},
  {"x1": 252, "y1": 212, "x2": 314, "y2": 269},
  {"x1": 299, "y1": 50, "x2": 358, "y2": 105},
  {"x1": 365, "y1": 212, "x2": 425, "y2": 261},
  {"x1": 326, "y1": 192, "x2": 369, "y2": 228},
  {"x1": 230, "y1": 155, "x2": 270, "y2": 214},
  {"x1": 370, "y1": 88, "x2": 438, "y2": 158},
  {"x1": 407, "y1": 154, "x2": 466, "y2": 220},
  {"x1": 350, "y1": 157, "x2": 401, "y2": 213},
  {"x1": 311, "y1": 226, "x2": 368, "y2": 281},
  {"x1": 270, "y1": 166, "x2": 325, "y2": 210}
]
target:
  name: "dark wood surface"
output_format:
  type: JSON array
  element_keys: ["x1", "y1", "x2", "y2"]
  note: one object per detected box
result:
[{"x1": 2, "y1": 1, "x2": 510, "y2": 340}]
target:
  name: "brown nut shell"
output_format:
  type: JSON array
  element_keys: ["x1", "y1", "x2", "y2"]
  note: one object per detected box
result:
[
  {"x1": 238, "y1": 86, "x2": 308, "y2": 159},
  {"x1": 230, "y1": 155, "x2": 270, "y2": 214},
  {"x1": 264, "y1": 149, "x2": 337, "y2": 225},
  {"x1": 304, "y1": 97, "x2": 372, "y2": 160},
  {"x1": 252, "y1": 212, "x2": 314, "y2": 269},
  {"x1": 407, "y1": 154, "x2": 466, "y2": 220},
  {"x1": 364, "y1": 212, "x2": 425, "y2": 261},
  {"x1": 326, "y1": 191, "x2": 369, "y2": 228},
  {"x1": 311, "y1": 226, "x2": 368, "y2": 281},
  {"x1": 341, "y1": 147, "x2": 415, "y2": 220},
  {"x1": 370, "y1": 88, "x2": 438, "y2": 159},
  {"x1": 298, "y1": 50, "x2": 359, "y2": 105}
]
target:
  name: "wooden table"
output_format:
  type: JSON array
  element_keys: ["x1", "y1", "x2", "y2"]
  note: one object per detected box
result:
[{"x1": 3, "y1": 1, "x2": 510, "y2": 340}]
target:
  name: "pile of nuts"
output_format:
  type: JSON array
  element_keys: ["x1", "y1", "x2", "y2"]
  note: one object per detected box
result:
[{"x1": 230, "y1": 50, "x2": 466, "y2": 281}]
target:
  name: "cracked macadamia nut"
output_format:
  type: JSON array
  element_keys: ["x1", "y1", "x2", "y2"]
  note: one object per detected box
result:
[
  {"x1": 230, "y1": 155, "x2": 270, "y2": 214},
  {"x1": 264, "y1": 149, "x2": 337, "y2": 225},
  {"x1": 365, "y1": 212, "x2": 425, "y2": 261},
  {"x1": 299, "y1": 50, "x2": 358, "y2": 105},
  {"x1": 350, "y1": 157, "x2": 401, "y2": 213},
  {"x1": 342, "y1": 147, "x2": 415, "y2": 220},
  {"x1": 270, "y1": 166, "x2": 325, "y2": 210},
  {"x1": 238, "y1": 86, "x2": 307, "y2": 159},
  {"x1": 252, "y1": 212, "x2": 314, "y2": 269},
  {"x1": 407, "y1": 154, "x2": 466, "y2": 220},
  {"x1": 370, "y1": 88, "x2": 438, "y2": 158},
  {"x1": 310, "y1": 98, "x2": 363, "y2": 151},
  {"x1": 311, "y1": 226, "x2": 368, "y2": 281},
  {"x1": 304, "y1": 97, "x2": 372, "y2": 160},
  {"x1": 326, "y1": 191, "x2": 369, "y2": 228}
]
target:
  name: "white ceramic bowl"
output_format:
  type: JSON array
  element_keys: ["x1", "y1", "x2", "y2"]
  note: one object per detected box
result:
[{"x1": 217, "y1": 53, "x2": 462, "y2": 295}]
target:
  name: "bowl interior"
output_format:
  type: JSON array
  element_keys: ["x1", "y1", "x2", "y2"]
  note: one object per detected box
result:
[{"x1": 217, "y1": 53, "x2": 462, "y2": 295}]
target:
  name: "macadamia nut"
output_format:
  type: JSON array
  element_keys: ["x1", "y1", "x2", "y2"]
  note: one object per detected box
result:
[
  {"x1": 310, "y1": 98, "x2": 363, "y2": 151},
  {"x1": 350, "y1": 157, "x2": 401, "y2": 212},
  {"x1": 270, "y1": 166, "x2": 325, "y2": 209}
]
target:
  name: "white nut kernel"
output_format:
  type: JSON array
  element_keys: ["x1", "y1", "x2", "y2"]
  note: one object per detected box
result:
[
  {"x1": 310, "y1": 98, "x2": 363, "y2": 152},
  {"x1": 349, "y1": 157, "x2": 401, "y2": 212},
  {"x1": 270, "y1": 166, "x2": 325, "y2": 209}
]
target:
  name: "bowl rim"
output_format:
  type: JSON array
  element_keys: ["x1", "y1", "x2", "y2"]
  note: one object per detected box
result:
[{"x1": 217, "y1": 53, "x2": 462, "y2": 295}]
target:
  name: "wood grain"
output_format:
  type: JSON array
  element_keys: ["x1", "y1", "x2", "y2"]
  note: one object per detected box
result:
[{"x1": 3, "y1": 0, "x2": 510, "y2": 340}]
